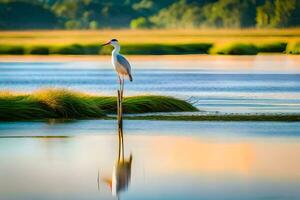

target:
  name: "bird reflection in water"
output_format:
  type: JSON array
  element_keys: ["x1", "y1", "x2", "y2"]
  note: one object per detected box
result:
[{"x1": 98, "y1": 125, "x2": 132, "y2": 199}]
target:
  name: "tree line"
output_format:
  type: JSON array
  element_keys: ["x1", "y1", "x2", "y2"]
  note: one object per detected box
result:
[{"x1": 0, "y1": 0, "x2": 299, "y2": 29}]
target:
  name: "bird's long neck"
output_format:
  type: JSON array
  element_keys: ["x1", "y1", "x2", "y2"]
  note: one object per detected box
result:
[{"x1": 112, "y1": 45, "x2": 120, "y2": 55}]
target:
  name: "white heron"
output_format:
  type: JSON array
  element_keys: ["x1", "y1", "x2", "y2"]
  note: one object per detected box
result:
[
  {"x1": 102, "y1": 38, "x2": 132, "y2": 126},
  {"x1": 102, "y1": 39, "x2": 133, "y2": 94}
]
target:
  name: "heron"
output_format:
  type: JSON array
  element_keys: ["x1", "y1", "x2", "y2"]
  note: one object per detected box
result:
[
  {"x1": 102, "y1": 39, "x2": 133, "y2": 95},
  {"x1": 102, "y1": 38, "x2": 132, "y2": 128}
]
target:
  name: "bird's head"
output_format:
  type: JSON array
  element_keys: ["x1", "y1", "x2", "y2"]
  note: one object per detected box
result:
[{"x1": 102, "y1": 39, "x2": 119, "y2": 47}]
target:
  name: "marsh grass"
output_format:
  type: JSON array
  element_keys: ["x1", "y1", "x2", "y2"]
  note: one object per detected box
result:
[
  {"x1": 287, "y1": 41, "x2": 300, "y2": 54},
  {"x1": 1, "y1": 29, "x2": 299, "y2": 45},
  {"x1": 50, "y1": 44, "x2": 86, "y2": 55},
  {"x1": 33, "y1": 89, "x2": 103, "y2": 118},
  {"x1": 119, "y1": 43, "x2": 213, "y2": 55},
  {"x1": 13, "y1": 43, "x2": 213, "y2": 55},
  {"x1": 0, "y1": 45, "x2": 25, "y2": 54},
  {"x1": 256, "y1": 42, "x2": 287, "y2": 53},
  {"x1": 0, "y1": 89, "x2": 197, "y2": 121},
  {"x1": 28, "y1": 46, "x2": 50, "y2": 55},
  {"x1": 2, "y1": 42, "x2": 290, "y2": 55},
  {"x1": 210, "y1": 43, "x2": 259, "y2": 55},
  {"x1": 1, "y1": 29, "x2": 299, "y2": 55}
]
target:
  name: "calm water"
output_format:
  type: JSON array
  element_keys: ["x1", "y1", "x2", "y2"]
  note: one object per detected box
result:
[
  {"x1": 1, "y1": 56, "x2": 300, "y2": 199},
  {"x1": 0, "y1": 56, "x2": 300, "y2": 113},
  {"x1": 0, "y1": 120, "x2": 300, "y2": 200}
]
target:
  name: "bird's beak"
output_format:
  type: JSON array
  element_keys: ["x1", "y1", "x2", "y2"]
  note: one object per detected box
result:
[{"x1": 101, "y1": 41, "x2": 110, "y2": 46}]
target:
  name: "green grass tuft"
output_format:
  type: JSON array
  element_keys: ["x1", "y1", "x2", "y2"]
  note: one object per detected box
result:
[
  {"x1": 0, "y1": 45, "x2": 25, "y2": 54},
  {"x1": 123, "y1": 95, "x2": 197, "y2": 113},
  {"x1": 0, "y1": 89, "x2": 197, "y2": 121},
  {"x1": 256, "y1": 42, "x2": 287, "y2": 53},
  {"x1": 50, "y1": 44, "x2": 86, "y2": 55},
  {"x1": 32, "y1": 89, "x2": 104, "y2": 118},
  {"x1": 86, "y1": 95, "x2": 198, "y2": 114},
  {"x1": 211, "y1": 43, "x2": 258, "y2": 55},
  {"x1": 28, "y1": 46, "x2": 50, "y2": 55},
  {"x1": 0, "y1": 94, "x2": 56, "y2": 121},
  {"x1": 286, "y1": 41, "x2": 300, "y2": 54},
  {"x1": 120, "y1": 43, "x2": 213, "y2": 55}
]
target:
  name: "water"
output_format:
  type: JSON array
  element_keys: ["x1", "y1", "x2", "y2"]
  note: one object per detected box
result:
[
  {"x1": 0, "y1": 56, "x2": 300, "y2": 113},
  {"x1": 1, "y1": 56, "x2": 300, "y2": 199},
  {"x1": 0, "y1": 120, "x2": 300, "y2": 200}
]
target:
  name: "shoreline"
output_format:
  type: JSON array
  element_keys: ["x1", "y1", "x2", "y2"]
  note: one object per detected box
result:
[
  {"x1": 1, "y1": 54, "x2": 299, "y2": 71},
  {"x1": 1, "y1": 113, "x2": 299, "y2": 122},
  {"x1": 1, "y1": 54, "x2": 300, "y2": 62},
  {"x1": 122, "y1": 114, "x2": 300, "y2": 122}
]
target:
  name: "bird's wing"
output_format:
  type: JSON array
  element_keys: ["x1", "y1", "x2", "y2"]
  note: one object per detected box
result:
[{"x1": 116, "y1": 54, "x2": 131, "y2": 75}]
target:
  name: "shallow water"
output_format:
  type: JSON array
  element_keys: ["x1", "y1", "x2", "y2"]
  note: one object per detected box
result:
[
  {"x1": 1, "y1": 56, "x2": 300, "y2": 199},
  {"x1": 0, "y1": 120, "x2": 300, "y2": 200},
  {"x1": 0, "y1": 56, "x2": 300, "y2": 113}
]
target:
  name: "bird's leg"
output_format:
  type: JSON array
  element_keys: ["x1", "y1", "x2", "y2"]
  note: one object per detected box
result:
[
  {"x1": 121, "y1": 76, "x2": 124, "y2": 100},
  {"x1": 117, "y1": 76, "x2": 119, "y2": 116},
  {"x1": 120, "y1": 77, "x2": 124, "y2": 128},
  {"x1": 117, "y1": 76, "x2": 125, "y2": 160},
  {"x1": 119, "y1": 77, "x2": 124, "y2": 161},
  {"x1": 117, "y1": 76, "x2": 123, "y2": 131},
  {"x1": 119, "y1": 123, "x2": 124, "y2": 161},
  {"x1": 118, "y1": 127, "x2": 122, "y2": 161},
  {"x1": 120, "y1": 76, "x2": 124, "y2": 161},
  {"x1": 118, "y1": 75, "x2": 122, "y2": 92}
]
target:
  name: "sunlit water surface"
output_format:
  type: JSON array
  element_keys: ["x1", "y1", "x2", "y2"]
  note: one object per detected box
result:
[
  {"x1": 1, "y1": 56, "x2": 300, "y2": 199},
  {"x1": 0, "y1": 56, "x2": 300, "y2": 113},
  {"x1": 0, "y1": 120, "x2": 300, "y2": 200}
]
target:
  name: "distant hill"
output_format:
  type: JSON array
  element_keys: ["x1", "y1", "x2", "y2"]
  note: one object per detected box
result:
[{"x1": 0, "y1": 0, "x2": 299, "y2": 29}]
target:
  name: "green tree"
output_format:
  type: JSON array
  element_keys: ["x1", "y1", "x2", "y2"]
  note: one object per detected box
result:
[
  {"x1": 130, "y1": 17, "x2": 152, "y2": 29},
  {"x1": 201, "y1": 0, "x2": 256, "y2": 28},
  {"x1": 89, "y1": 20, "x2": 98, "y2": 29},
  {"x1": 0, "y1": 1, "x2": 58, "y2": 29},
  {"x1": 0, "y1": 0, "x2": 299, "y2": 29},
  {"x1": 65, "y1": 20, "x2": 81, "y2": 29},
  {"x1": 256, "y1": 0, "x2": 297, "y2": 28},
  {"x1": 150, "y1": 0, "x2": 202, "y2": 28},
  {"x1": 256, "y1": 0, "x2": 274, "y2": 27},
  {"x1": 272, "y1": 0, "x2": 296, "y2": 27}
]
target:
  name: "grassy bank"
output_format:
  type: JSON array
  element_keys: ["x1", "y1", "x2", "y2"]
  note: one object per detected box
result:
[
  {"x1": 123, "y1": 114, "x2": 300, "y2": 122},
  {"x1": 0, "y1": 42, "x2": 297, "y2": 55},
  {"x1": 0, "y1": 29, "x2": 299, "y2": 55},
  {"x1": 0, "y1": 89, "x2": 197, "y2": 121}
]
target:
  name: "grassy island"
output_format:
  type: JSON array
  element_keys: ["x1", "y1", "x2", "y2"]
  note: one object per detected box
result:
[
  {"x1": 1, "y1": 89, "x2": 299, "y2": 122},
  {"x1": 0, "y1": 89, "x2": 197, "y2": 121}
]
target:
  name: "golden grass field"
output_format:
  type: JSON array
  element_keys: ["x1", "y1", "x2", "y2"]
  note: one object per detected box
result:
[{"x1": 1, "y1": 29, "x2": 300, "y2": 46}]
